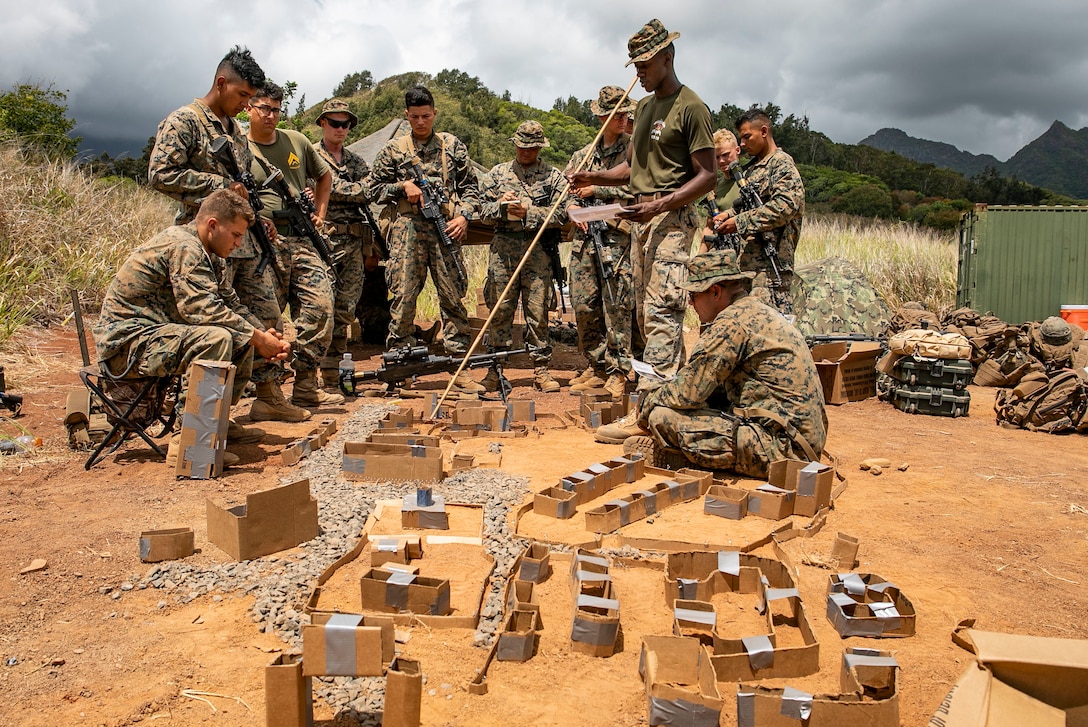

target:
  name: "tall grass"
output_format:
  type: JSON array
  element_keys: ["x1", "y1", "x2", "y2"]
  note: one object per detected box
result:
[{"x1": 0, "y1": 144, "x2": 173, "y2": 343}]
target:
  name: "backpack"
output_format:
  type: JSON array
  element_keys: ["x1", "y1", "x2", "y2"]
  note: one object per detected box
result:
[
  {"x1": 888, "y1": 303, "x2": 940, "y2": 335},
  {"x1": 994, "y1": 370, "x2": 1088, "y2": 433},
  {"x1": 888, "y1": 329, "x2": 971, "y2": 360}
]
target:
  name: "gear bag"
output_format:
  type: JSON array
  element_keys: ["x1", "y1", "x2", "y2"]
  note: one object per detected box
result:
[{"x1": 994, "y1": 370, "x2": 1088, "y2": 433}]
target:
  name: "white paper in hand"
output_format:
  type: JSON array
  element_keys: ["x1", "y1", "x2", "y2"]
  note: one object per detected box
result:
[{"x1": 631, "y1": 359, "x2": 673, "y2": 383}]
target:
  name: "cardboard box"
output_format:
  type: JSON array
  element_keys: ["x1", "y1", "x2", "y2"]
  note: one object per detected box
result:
[
  {"x1": 738, "y1": 647, "x2": 900, "y2": 727},
  {"x1": 497, "y1": 608, "x2": 539, "y2": 662},
  {"x1": 506, "y1": 399, "x2": 536, "y2": 422},
  {"x1": 381, "y1": 408, "x2": 417, "y2": 428},
  {"x1": 281, "y1": 436, "x2": 314, "y2": 467},
  {"x1": 342, "y1": 441, "x2": 444, "y2": 483},
  {"x1": 826, "y1": 573, "x2": 916, "y2": 638},
  {"x1": 768, "y1": 459, "x2": 835, "y2": 517},
  {"x1": 365, "y1": 432, "x2": 441, "y2": 447},
  {"x1": 175, "y1": 360, "x2": 235, "y2": 479},
  {"x1": 930, "y1": 625, "x2": 1088, "y2": 727},
  {"x1": 711, "y1": 587, "x2": 820, "y2": 682},
  {"x1": 704, "y1": 484, "x2": 749, "y2": 520},
  {"x1": 301, "y1": 612, "x2": 395, "y2": 677},
  {"x1": 400, "y1": 491, "x2": 449, "y2": 530},
  {"x1": 640, "y1": 636, "x2": 724, "y2": 727},
  {"x1": 607, "y1": 454, "x2": 646, "y2": 483},
  {"x1": 453, "y1": 401, "x2": 509, "y2": 431},
  {"x1": 371, "y1": 536, "x2": 410, "y2": 567},
  {"x1": 533, "y1": 485, "x2": 579, "y2": 519},
  {"x1": 384, "y1": 657, "x2": 423, "y2": 727},
  {"x1": 747, "y1": 484, "x2": 795, "y2": 521},
  {"x1": 582, "y1": 399, "x2": 624, "y2": 428},
  {"x1": 138, "y1": 527, "x2": 194, "y2": 562},
  {"x1": 570, "y1": 589, "x2": 621, "y2": 658},
  {"x1": 517, "y1": 542, "x2": 551, "y2": 583},
  {"x1": 359, "y1": 568, "x2": 452, "y2": 616},
  {"x1": 206, "y1": 480, "x2": 319, "y2": 561},
  {"x1": 811, "y1": 341, "x2": 882, "y2": 405},
  {"x1": 831, "y1": 533, "x2": 860, "y2": 570},
  {"x1": 672, "y1": 600, "x2": 718, "y2": 646},
  {"x1": 264, "y1": 653, "x2": 312, "y2": 727}
]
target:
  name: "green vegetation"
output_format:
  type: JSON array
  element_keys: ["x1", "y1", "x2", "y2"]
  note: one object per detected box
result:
[{"x1": 0, "y1": 83, "x2": 81, "y2": 158}]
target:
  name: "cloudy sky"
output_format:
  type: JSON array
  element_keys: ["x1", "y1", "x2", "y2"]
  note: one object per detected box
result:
[{"x1": 3, "y1": 0, "x2": 1086, "y2": 161}]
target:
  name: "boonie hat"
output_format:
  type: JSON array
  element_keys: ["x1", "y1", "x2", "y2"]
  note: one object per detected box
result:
[
  {"x1": 626, "y1": 19, "x2": 681, "y2": 67},
  {"x1": 682, "y1": 249, "x2": 755, "y2": 293},
  {"x1": 510, "y1": 120, "x2": 550, "y2": 149},
  {"x1": 317, "y1": 98, "x2": 358, "y2": 127},
  {"x1": 590, "y1": 85, "x2": 637, "y2": 117}
]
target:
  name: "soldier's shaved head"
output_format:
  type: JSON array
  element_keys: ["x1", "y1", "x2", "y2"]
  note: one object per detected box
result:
[{"x1": 216, "y1": 46, "x2": 265, "y2": 89}]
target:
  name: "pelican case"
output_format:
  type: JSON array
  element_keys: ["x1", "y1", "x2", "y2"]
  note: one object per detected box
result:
[
  {"x1": 893, "y1": 356, "x2": 973, "y2": 390},
  {"x1": 891, "y1": 384, "x2": 971, "y2": 417}
]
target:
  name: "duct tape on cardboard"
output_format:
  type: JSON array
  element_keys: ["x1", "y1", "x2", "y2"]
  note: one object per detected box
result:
[
  {"x1": 737, "y1": 691, "x2": 756, "y2": 727},
  {"x1": 717, "y1": 550, "x2": 741, "y2": 576},
  {"x1": 342, "y1": 455, "x2": 366, "y2": 475},
  {"x1": 605, "y1": 499, "x2": 632, "y2": 526},
  {"x1": 648, "y1": 696, "x2": 720, "y2": 727},
  {"x1": 376, "y1": 538, "x2": 400, "y2": 553},
  {"x1": 704, "y1": 495, "x2": 743, "y2": 520},
  {"x1": 742, "y1": 634, "x2": 775, "y2": 670},
  {"x1": 675, "y1": 607, "x2": 716, "y2": 627},
  {"x1": 678, "y1": 578, "x2": 699, "y2": 600},
  {"x1": 839, "y1": 572, "x2": 867, "y2": 596},
  {"x1": 636, "y1": 490, "x2": 658, "y2": 516},
  {"x1": 324, "y1": 613, "x2": 364, "y2": 675},
  {"x1": 844, "y1": 650, "x2": 899, "y2": 670},
  {"x1": 385, "y1": 571, "x2": 416, "y2": 610},
  {"x1": 781, "y1": 686, "x2": 813, "y2": 720}
]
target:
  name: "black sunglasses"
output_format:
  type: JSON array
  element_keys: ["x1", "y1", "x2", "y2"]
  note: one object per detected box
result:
[{"x1": 324, "y1": 118, "x2": 353, "y2": 129}]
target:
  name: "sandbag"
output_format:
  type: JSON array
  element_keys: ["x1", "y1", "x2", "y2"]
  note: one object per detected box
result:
[{"x1": 888, "y1": 329, "x2": 971, "y2": 360}]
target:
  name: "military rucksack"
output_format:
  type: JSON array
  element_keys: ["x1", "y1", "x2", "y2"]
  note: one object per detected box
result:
[{"x1": 994, "y1": 370, "x2": 1088, "y2": 433}]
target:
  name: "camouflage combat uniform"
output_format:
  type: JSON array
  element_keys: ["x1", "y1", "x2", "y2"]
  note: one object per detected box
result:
[
  {"x1": 564, "y1": 136, "x2": 634, "y2": 376},
  {"x1": 480, "y1": 159, "x2": 569, "y2": 365},
  {"x1": 363, "y1": 132, "x2": 478, "y2": 354},
  {"x1": 148, "y1": 99, "x2": 282, "y2": 383},
  {"x1": 92, "y1": 224, "x2": 261, "y2": 408},
  {"x1": 639, "y1": 293, "x2": 827, "y2": 478},
  {"x1": 732, "y1": 149, "x2": 805, "y2": 314},
  {"x1": 314, "y1": 139, "x2": 375, "y2": 368}
]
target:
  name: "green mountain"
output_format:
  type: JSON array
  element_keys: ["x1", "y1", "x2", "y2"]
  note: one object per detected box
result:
[
  {"x1": 859, "y1": 127, "x2": 1004, "y2": 178},
  {"x1": 1005, "y1": 121, "x2": 1088, "y2": 199}
]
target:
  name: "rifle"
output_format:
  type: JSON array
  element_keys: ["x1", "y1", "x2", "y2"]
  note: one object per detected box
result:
[
  {"x1": 209, "y1": 136, "x2": 277, "y2": 278},
  {"x1": 729, "y1": 161, "x2": 782, "y2": 291},
  {"x1": 339, "y1": 346, "x2": 532, "y2": 403},
  {"x1": 540, "y1": 228, "x2": 568, "y2": 314},
  {"x1": 399, "y1": 157, "x2": 467, "y2": 285},
  {"x1": 583, "y1": 202, "x2": 617, "y2": 307},
  {"x1": 699, "y1": 194, "x2": 742, "y2": 253},
  {"x1": 361, "y1": 205, "x2": 389, "y2": 259},
  {"x1": 805, "y1": 333, "x2": 884, "y2": 347},
  {"x1": 258, "y1": 161, "x2": 339, "y2": 288}
]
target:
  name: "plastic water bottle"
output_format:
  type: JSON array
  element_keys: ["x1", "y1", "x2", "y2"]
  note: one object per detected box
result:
[
  {"x1": 0, "y1": 435, "x2": 40, "y2": 454},
  {"x1": 338, "y1": 353, "x2": 354, "y2": 396}
]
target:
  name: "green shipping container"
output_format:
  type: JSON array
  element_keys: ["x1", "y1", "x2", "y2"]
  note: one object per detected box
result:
[{"x1": 957, "y1": 205, "x2": 1088, "y2": 324}]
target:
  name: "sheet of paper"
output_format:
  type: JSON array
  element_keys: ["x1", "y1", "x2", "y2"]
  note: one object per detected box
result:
[
  {"x1": 631, "y1": 358, "x2": 674, "y2": 383},
  {"x1": 566, "y1": 203, "x2": 628, "y2": 224}
]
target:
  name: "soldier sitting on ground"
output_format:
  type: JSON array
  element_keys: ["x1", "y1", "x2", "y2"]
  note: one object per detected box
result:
[
  {"x1": 619, "y1": 249, "x2": 827, "y2": 478},
  {"x1": 92, "y1": 190, "x2": 291, "y2": 467}
]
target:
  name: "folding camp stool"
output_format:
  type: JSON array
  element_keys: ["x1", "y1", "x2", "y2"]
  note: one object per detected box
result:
[{"x1": 79, "y1": 366, "x2": 181, "y2": 470}]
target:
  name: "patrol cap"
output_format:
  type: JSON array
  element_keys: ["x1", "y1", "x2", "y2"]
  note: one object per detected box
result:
[
  {"x1": 510, "y1": 120, "x2": 550, "y2": 149},
  {"x1": 590, "y1": 85, "x2": 637, "y2": 116},
  {"x1": 681, "y1": 249, "x2": 755, "y2": 293},
  {"x1": 626, "y1": 19, "x2": 681, "y2": 67},
  {"x1": 317, "y1": 98, "x2": 358, "y2": 127}
]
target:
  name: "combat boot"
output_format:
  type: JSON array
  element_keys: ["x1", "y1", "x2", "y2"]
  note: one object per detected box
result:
[
  {"x1": 292, "y1": 369, "x2": 345, "y2": 408},
  {"x1": 593, "y1": 409, "x2": 649, "y2": 444},
  {"x1": 603, "y1": 373, "x2": 627, "y2": 401},
  {"x1": 165, "y1": 431, "x2": 239, "y2": 469},
  {"x1": 479, "y1": 368, "x2": 501, "y2": 393},
  {"x1": 250, "y1": 381, "x2": 313, "y2": 422},
  {"x1": 570, "y1": 371, "x2": 606, "y2": 392},
  {"x1": 569, "y1": 367, "x2": 596, "y2": 387},
  {"x1": 622, "y1": 434, "x2": 689, "y2": 470},
  {"x1": 228, "y1": 419, "x2": 265, "y2": 444},
  {"x1": 534, "y1": 367, "x2": 560, "y2": 393},
  {"x1": 451, "y1": 371, "x2": 486, "y2": 394}
]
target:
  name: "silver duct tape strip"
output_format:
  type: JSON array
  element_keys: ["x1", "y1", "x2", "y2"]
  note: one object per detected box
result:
[
  {"x1": 417, "y1": 510, "x2": 447, "y2": 529},
  {"x1": 664, "y1": 480, "x2": 681, "y2": 498},
  {"x1": 765, "y1": 587, "x2": 799, "y2": 602},
  {"x1": 798, "y1": 461, "x2": 826, "y2": 496},
  {"x1": 376, "y1": 538, "x2": 399, "y2": 553},
  {"x1": 840, "y1": 573, "x2": 867, "y2": 595},
  {"x1": 718, "y1": 550, "x2": 741, "y2": 576},
  {"x1": 648, "y1": 696, "x2": 721, "y2": 727},
  {"x1": 868, "y1": 580, "x2": 896, "y2": 594},
  {"x1": 757, "y1": 483, "x2": 790, "y2": 495},
  {"x1": 138, "y1": 538, "x2": 151, "y2": 560},
  {"x1": 560, "y1": 478, "x2": 576, "y2": 492},
  {"x1": 324, "y1": 613, "x2": 363, "y2": 675},
  {"x1": 416, "y1": 488, "x2": 434, "y2": 506},
  {"x1": 197, "y1": 377, "x2": 227, "y2": 400},
  {"x1": 410, "y1": 445, "x2": 426, "y2": 458},
  {"x1": 496, "y1": 634, "x2": 532, "y2": 661},
  {"x1": 828, "y1": 596, "x2": 888, "y2": 638},
  {"x1": 737, "y1": 692, "x2": 756, "y2": 727},
  {"x1": 184, "y1": 445, "x2": 218, "y2": 479},
  {"x1": 388, "y1": 571, "x2": 417, "y2": 586},
  {"x1": 519, "y1": 559, "x2": 544, "y2": 582},
  {"x1": 675, "y1": 607, "x2": 716, "y2": 626},
  {"x1": 781, "y1": 686, "x2": 813, "y2": 721},
  {"x1": 182, "y1": 412, "x2": 219, "y2": 445},
  {"x1": 605, "y1": 499, "x2": 632, "y2": 526},
  {"x1": 635, "y1": 490, "x2": 658, "y2": 515},
  {"x1": 624, "y1": 458, "x2": 637, "y2": 482},
  {"x1": 342, "y1": 455, "x2": 366, "y2": 474},
  {"x1": 577, "y1": 593, "x2": 619, "y2": 611},
  {"x1": 430, "y1": 586, "x2": 451, "y2": 615},
  {"x1": 574, "y1": 570, "x2": 612, "y2": 584},
  {"x1": 704, "y1": 496, "x2": 743, "y2": 519},
  {"x1": 747, "y1": 495, "x2": 762, "y2": 514},
  {"x1": 680, "y1": 480, "x2": 700, "y2": 500},
  {"x1": 569, "y1": 471, "x2": 595, "y2": 485},
  {"x1": 844, "y1": 651, "x2": 900, "y2": 670},
  {"x1": 385, "y1": 571, "x2": 416, "y2": 610},
  {"x1": 678, "y1": 578, "x2": 699, "y2": 600},
  {"x1": 587, "y1": 462, "x2": 610, "y2": 477},
  {"x1": 829, "y1": 592, "x2": 856, "y2": 609},
  {"x1": 588, "y1": 411, "x2": 602, "y2": 428},
  {"x1": 742, "y1": 634, "x2": 775, "y2": 670},
  {"x1": 571, "y1": 615, "x2": 619, "y2": 646},
  {"x1": 576, "y1": 553, "x2": 609, "y2": 569},
  {"x1": 869, "y1": 601, "x2": 902, "y2": 630},
  {"x1": 556, "y1": 498, "x2": 576, "y2": 519}
]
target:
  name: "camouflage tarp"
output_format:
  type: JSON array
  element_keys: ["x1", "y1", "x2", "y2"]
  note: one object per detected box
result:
[{"x1": 792, "y1": 257, "x2": 890, "y2": 339}]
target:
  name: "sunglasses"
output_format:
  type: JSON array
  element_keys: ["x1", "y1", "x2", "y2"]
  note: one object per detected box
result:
[
  {"x1": 324, "y1": 118, "x2": 353, "y2": 129},
  {"x1": 250, "y1": 104, "x2": 282, "y2": 117}
]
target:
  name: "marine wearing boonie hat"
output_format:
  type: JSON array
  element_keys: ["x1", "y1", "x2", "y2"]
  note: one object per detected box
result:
[
  {"x1": 681, "y1": 249, "x2": 756, "y2": 293},
  {"x1": 590, "y1": 85, "x2": 637, "y2": 117},
  {"x1": 317, "y1": 98, "x2": 358, "y2": 128},
  {"x1": 625, "y1": 18, "x2": 681, "y2": 67},
  {"x1": 509, "y1": 120, "x2": 550, "y2": 149}
]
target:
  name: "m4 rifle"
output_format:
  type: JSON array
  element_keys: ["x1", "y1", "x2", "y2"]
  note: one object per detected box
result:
[
  {"x1": 399, "y1": 157, "x2": 467, "y2": 285},
  {"x1": 208, "y1": 136, "x2": 277, "y2": 278},
  {"x1": 728, "y1": 160, "x2": 782, "y2": 291},
  {"x1": 258, "y1": 162, "x2": 339, "y2": 288},
  {"x1": 699, "y1": 194, "x2": 742, "y2": 253},
  {"x1": 583, "y1": 201, "x2": 617, "y2": 307}
]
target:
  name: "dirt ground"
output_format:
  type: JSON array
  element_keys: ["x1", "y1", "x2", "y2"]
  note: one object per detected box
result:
[{"x1": 1, "y1": 324, "x2": 1087, "y2": 726}]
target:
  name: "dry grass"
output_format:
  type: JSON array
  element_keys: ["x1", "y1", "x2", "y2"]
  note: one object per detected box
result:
[{"x1": 0, "y1": 143, "x2": 173, "y2": 343}]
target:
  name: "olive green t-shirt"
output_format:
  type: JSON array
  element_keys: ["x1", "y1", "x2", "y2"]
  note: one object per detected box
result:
[
  {"x1": 249, "y1": 128, "x2": 330, "y2": 220},
  {"x1": 629, "y1": 85, "x2": 714, "y2": 195}
]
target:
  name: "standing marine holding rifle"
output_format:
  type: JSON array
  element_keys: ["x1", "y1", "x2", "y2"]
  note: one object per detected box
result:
[
  {"x1": 564, "y1": 85, "x2": 637, "y2": 401},
  {"x1": 570, "y1": 19, "x2": 716, "y2": 443},
  {"x1": 363, "y1": 86, "x2": 484, "y2": 395}
]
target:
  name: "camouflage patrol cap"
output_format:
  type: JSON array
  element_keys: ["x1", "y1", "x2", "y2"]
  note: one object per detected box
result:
[
  {"x1": 626, "y1": 19, "x2": 680, "y2": 67},
  {"x1": 510, "y1": 120, "x2": 550, "y2": 149},
  {"x1": 590, "y1": 85, "x2": 637, "y2": 116},
  {"x1": 682, "y1": 249, "x2": 755, "y2": 293},
  {"x1": 317, "y1": 99, "x2": 358, "y2": 127}
]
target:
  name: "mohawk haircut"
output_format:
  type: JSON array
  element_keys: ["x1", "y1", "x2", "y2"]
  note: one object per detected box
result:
[
  {"x1": 217, "y1": 45, "x2": 265, "y2": 89},
  {"x1": 735, "y1": 108, "x2": 772, "y2": 131}
]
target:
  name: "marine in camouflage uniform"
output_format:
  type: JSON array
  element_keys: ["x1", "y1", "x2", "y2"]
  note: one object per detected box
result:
[
  {"x1": 480, "y1": 121, "x2": 569, "y2": 389},
  {"x1": 563, "y1": 86, "x2": 636, "y2": 395},
  {"x1": 312, "y1": 99, "x2": 377, "y2": 382},
  {"x1": 724, "y1": 109, "x2": 805, "y2": 315},
  {"x1": 634, "y1": 250, "x2": 827, "y2": 478},
  {"x1": 147, "y1": 48, "x2": 284, "y2": 389}
]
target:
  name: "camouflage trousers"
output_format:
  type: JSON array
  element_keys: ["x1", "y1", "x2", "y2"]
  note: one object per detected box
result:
[
  {"x1": 386, "y1": 215, "x2": 470, "y2": 355},
  {"x1": 569, "y1": 231, "x2": 633, "y2": 375},
  {"x1": 631, "y1": 204, "x2": 699, "y2": 390},
  {"x1": 101, "y1": 324, "x2": 252, "y2": 411},
  {"x1": 355, "y1": 267, "x2": 392, "y2": 346},
  {"x1": 487, "y1": 232, "x2": 553, "y2": 365},
  {"x1": 646, "y1": 405, "x2": 797, "y2": 479},
  {"x1": 322, "y1": 233, "x2": 364, "y2": 367},
  {"x1": 268, "y1": 235, "x2": 334, "y2": 372},
  {"x1": 224, "y1": 253, "x2": 282, "y2": 384}
]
